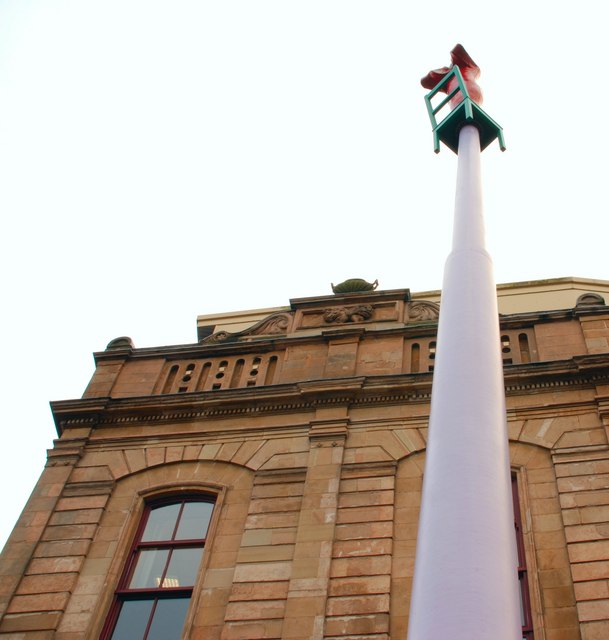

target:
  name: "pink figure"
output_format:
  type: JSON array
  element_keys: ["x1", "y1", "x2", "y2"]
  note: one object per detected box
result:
[{"x1": 421, "y1": 44, "x2": 483, "y2": 107}]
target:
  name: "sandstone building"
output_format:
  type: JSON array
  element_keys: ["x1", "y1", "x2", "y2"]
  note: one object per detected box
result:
[{"x1": 2, "y1": 276, "x2": 609, "y2": 639}]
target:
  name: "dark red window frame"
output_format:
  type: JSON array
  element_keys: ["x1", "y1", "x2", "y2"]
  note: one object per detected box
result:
[
  {"x1": 100, "y1": 494, "x2": 215, "y2": 640},
  {"x1": 512, "y1": 474, "x2": 534, "y2": 640}
]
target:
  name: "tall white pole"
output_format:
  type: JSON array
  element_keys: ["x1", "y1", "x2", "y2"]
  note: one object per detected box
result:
[{"x1": 407, "y1": 124, "x2": 521, "y2": 639}]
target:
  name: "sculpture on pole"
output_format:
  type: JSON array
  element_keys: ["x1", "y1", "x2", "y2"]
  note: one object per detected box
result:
[
  {"x1": 421, "y1": 44, "x2": 483, "y2": 106},
  {"x1": 421, "y1": 43, "x2": 504, "y2": 154}
]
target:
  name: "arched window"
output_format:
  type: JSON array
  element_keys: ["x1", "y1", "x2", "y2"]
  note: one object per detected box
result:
[
  {"x1": 101, "y1": 495, "x2": 215, "y2": 640},
  {"x1": 411, "y1": 343, "x2": 420, "y2": 373}
]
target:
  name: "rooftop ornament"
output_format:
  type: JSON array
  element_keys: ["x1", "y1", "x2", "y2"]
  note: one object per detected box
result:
[
  {"x1": 421, "y1": 44, "x2": 505, "y2": 154},
  {"x1": 331, "y1": 278, "x2": 379, "y2": 294},
  {"x1": 106, "y1": 336, "x2": 134, "y2": 350}
]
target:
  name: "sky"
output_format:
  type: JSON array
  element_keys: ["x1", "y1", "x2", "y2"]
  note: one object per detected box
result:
[{"x1": 1, "y1": 0, "x2": 608, "y2": 550}]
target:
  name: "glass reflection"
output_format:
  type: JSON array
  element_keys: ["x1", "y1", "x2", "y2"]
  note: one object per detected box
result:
[
  {"x1": 109, "y1": 600, "x2": 153, "y2": 640},
  {"x1": 175, "y1": 502, "x2": 214, "y2": 539},
  {"x1": 142, "y1": 503, "x2": 181, "y2": 541},
  {"x1": 129, "y1": 549, "x2": 169, "y2": 589},
  {"x1": 146, "y1": 597, "x2": 191, "y2": 640},
  {"x1": 163, "y1": 547, "x2": 204, "y2": 587}
]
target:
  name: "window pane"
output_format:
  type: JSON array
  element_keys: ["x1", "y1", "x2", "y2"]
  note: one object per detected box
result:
[
  {"x1": 175, "y1": 502, "x2": 214, "y2": 539},
  {"x1": 163, "y1": 547, "x2": 204, "y2": 587},
  {"x1": 109, "y1": 599, "x2": 153, "y2": 640},
  {"x1": 129, "y1": 549, "x2": 170, "y2": 589},
  {"x1": 142, "y1": 503, "x2": 181, "y2": 541},
  {"x1": 146, "y1": 597, "x2": 191, "y2": 640}
]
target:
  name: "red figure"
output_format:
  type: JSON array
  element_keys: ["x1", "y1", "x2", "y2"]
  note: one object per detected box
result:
[{"x1": 421, "y1": 44, "x2": 483, "y2": 107}]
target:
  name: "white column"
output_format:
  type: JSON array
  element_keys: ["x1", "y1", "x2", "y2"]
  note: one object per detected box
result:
[{"x1": 407, "y1": 125, "x2": 521, "y2": 640}]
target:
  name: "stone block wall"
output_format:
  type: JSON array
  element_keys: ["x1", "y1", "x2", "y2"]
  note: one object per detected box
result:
[{"x1": 2, "y1": 291, "x2": 609, "y2": 638}]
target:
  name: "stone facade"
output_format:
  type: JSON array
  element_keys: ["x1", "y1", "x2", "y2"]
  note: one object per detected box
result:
[{"x1": 1, "y1": 280, "x2": 609, "y2": 639}]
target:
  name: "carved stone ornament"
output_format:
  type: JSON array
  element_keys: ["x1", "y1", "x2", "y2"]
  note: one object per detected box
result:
[
  {"x1": 201, "y1": 312, "x2": 292, "y2": 344},
  {"x1": 331, "y1": 278, "x2": 378, "y2": 294},
  {"x1": 407, "y1": 301, "x2": 440, "y2": 322},
  {"x1": 106, "y1": 336, "x2": 135, "y2": 350},
  {"x1": 323, "y1": 304, "x2": 374, "y2": 324},
  {"x1": 576, "y1": 293, "x2": 606, "y2": 307}
]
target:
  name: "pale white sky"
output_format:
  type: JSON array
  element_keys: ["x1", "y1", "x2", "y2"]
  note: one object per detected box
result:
[{"x1": 1, "y1": 1, "x2": 608, "y2": 550}]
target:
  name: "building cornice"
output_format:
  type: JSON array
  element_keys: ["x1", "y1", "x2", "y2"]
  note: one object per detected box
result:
[{"x1": 52, "y1": 355, "x2": 609, "y2": 436}]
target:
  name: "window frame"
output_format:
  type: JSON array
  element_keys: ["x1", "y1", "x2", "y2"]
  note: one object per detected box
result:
[
  {"x1": 512, "y1": 473, "x2": 534, "y2": 640},
  {"x1": 100, "y1": 493, "x2": 216, "y2": 640}
]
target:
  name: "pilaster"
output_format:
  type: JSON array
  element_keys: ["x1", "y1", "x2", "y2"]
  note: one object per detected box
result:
[{"x1": 281, "y1": 413, "x2": 348, "y2": 640}]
